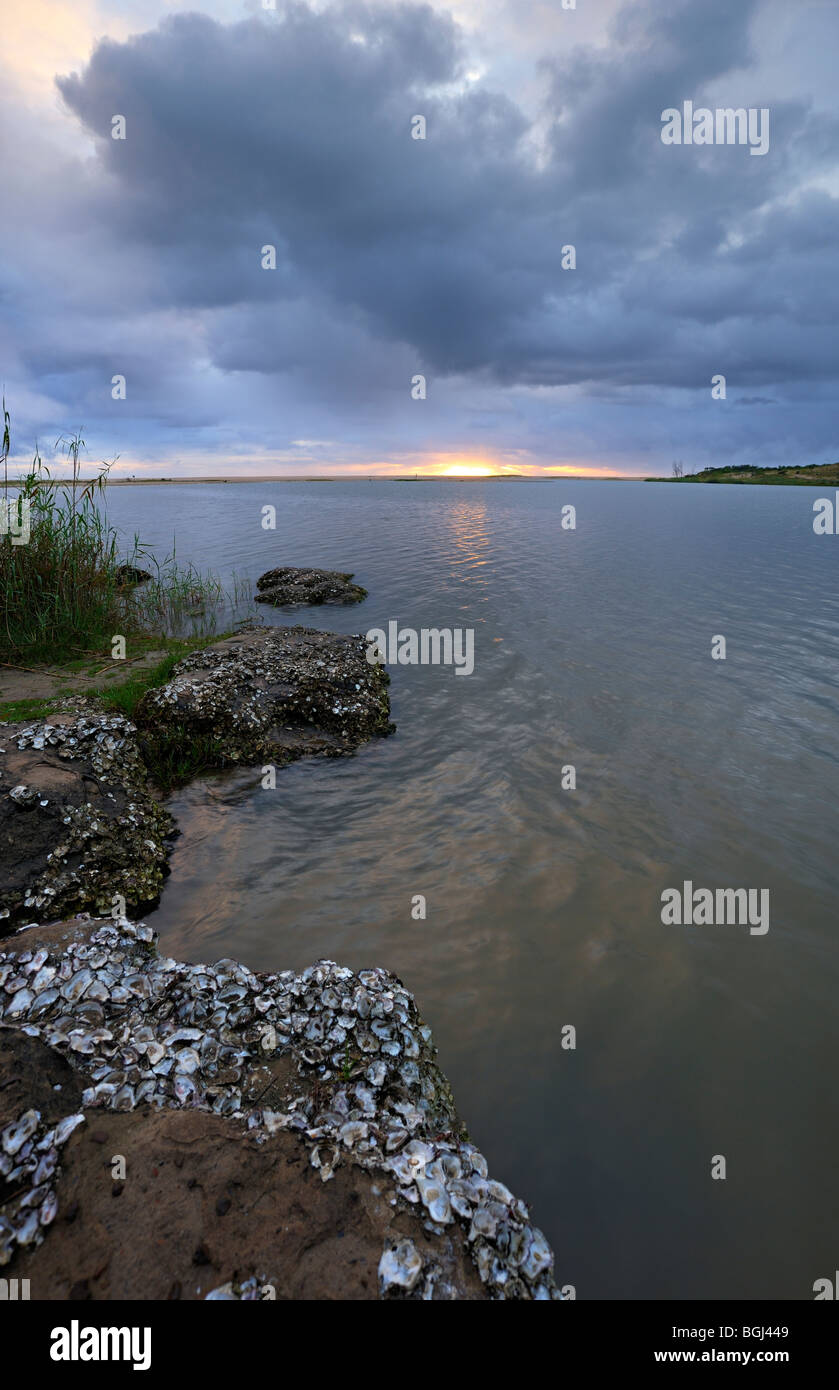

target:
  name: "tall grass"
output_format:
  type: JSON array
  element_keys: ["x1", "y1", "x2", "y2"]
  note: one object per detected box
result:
[
  {"x1": 130, "y1": 545, "x2": 225, "y2": 633},
  {"x1": 0, "y1": 404, "x2": 224, "y2": 664}
]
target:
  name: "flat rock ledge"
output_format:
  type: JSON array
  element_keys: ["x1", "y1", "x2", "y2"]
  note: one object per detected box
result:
[
  {"x1": 137, "y1": 624, "x2": 392, "y2": 766},
  {"x1": 0, "y1": 714, "x2": 172, "y2": 930},
  {"x1": 255, "y1": 566, "x2": 367, "y2": 607},
  {"x1": 0, "y1": 917, "x2": 560, "y2": 1301}
]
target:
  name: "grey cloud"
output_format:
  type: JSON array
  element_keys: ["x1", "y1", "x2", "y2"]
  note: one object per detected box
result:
[{"x1": 0, "y1": 0, "x2": 835, "y2": 472}]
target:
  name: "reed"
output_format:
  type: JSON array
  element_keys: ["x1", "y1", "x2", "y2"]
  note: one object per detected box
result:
[{"x1": 0, "y1": 403, "x2": 224, "y2": 663}]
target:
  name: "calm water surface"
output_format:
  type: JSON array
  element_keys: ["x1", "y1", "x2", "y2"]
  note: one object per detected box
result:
[{"x1": 103, "y1": 479, "x2": 839, "y2": 1300}]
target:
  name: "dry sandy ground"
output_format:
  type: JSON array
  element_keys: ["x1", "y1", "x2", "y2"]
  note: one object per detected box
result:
[
  {"x1": 0, "y1": 924, "x2": 488, "y2": 1301},
  {"x1": 0, "y1": 650, "x2": 169, "y2": 707}
]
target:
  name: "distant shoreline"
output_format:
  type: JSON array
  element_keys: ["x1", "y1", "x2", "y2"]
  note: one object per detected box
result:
[
  {"x1": 8, "y1": 474, "x2": 632, "y2": 485},
  {"x1": 5, "y1": 468, "x2": 836, "y2": 486}
]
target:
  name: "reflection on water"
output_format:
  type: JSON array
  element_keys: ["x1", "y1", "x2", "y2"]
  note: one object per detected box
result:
[
  {"x1": 446, "y1": 497, "x2": 492, "y2": 577},
  {"x1": 103, "y1": 479, "x2": 839, "y2": 1299}
]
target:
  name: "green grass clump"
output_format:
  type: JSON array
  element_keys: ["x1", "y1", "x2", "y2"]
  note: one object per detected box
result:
[
  {"x1": 0, "y1": 695, "x2": 55, "y2": 722},
  {"x1": 99, "y1": 650, "x2": 191, "y2": 718},
  {"x1": 0, "y1": 402, "x2": 225, "y2": 664},
  {"x1": 136, "y1": 725, "x2": 233, "y2": 794},
  {"x1": 1, "y1": 414, "x2": 123, "y2": 662}
]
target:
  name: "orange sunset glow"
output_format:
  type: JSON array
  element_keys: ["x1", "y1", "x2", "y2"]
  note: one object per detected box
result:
[
  {"x1": 437, "y1": 461, "x2": 499, "y2": 477},
  {"x1": 420, "y1": 455, "x2": 625, "y2": 479}
]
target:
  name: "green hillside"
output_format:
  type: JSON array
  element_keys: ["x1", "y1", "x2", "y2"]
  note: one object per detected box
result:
[{"x1": 653, "y1": 462, "x2": 839, "y2": 485}]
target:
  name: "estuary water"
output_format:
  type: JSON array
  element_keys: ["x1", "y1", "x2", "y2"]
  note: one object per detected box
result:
[{"x1": 103, "y1": 478, "x2": 839, "y2": 1300}]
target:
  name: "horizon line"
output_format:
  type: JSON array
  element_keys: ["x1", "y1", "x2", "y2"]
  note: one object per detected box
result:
[{"x1": 7, "y1": 472, "x2": 648, "y2": 485}]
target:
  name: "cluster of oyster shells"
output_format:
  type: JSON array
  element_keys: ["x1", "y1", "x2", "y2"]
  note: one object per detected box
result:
[
  {"x1": 0, "y1": 1106, "x2": 84, "y2": 1265},
  {"x1": 254, "y1": 566, "x2": 367, "y2": 607},
  {"x1": 9, "y1": 714, "x2": 156, "y2": 799},
  {"x1": 205, "y1": 1275, "x2": 275, "y2": 1301},
  {"x1": 0, "y1": 713, "x2": 171, "y2": 924},
  {"x1": 0, "y1": 918, "x2": 559, "y2": 1298}
]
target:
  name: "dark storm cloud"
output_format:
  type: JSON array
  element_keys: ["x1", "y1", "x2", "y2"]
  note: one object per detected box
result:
[
  {"x1": 53, "y1": 0, "x2": 837, "y2": 385},
  {"x1": 1, "y1": 0, "x2": 837, "y2": 469},
  {"x1": 55, "y1": 3, "x2": 539, "y2": 376}
]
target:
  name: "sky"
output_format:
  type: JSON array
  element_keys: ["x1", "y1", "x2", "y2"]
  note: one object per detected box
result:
[{"x1": 1, "y1": 0, "x2": 838, "y2": 478}]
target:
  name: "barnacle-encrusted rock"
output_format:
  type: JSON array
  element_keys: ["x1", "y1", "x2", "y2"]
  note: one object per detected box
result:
[
  {"x1": 0, "y1": 918, "x2": 560, "y2": 1300},
  {"x1": 255, "y1": 566, "x2": 367, "y2": 607},
  {"x1": 136, "y1": 625, "x2": 393, "y2": 769},
  {"x1": 0, "y1": 715, "x2": 172, "y2": 931}
]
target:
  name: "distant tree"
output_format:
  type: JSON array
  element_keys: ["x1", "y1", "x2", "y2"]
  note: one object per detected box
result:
[{"x1": 671, "y1": 460, "x2": 684, "y2": 479}]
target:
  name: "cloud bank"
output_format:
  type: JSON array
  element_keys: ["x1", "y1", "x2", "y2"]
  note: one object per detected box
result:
[{"x1": 1, "y1": 0, "x2": 837, "y2": 474}]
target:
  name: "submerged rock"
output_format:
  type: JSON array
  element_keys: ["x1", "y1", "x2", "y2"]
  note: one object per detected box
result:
[
  {"x1": 0, "y1": 917, "x2": 561, "y2": 1300},
  {"x1": 137, "y1": 624, "x2": 393, "y2": 771},
  {"x1": 0, "y1": 714, "x2": 173, "y2": 931},
  {"x1": 255, "y1": 566, "x2": 367, "y2": 607},
  {"x1": 114, "y1": 564, "x2": 152, "y2": 587}
]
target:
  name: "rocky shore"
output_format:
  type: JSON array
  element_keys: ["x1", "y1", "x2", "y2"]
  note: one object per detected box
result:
[
  {"x1": 0, "y1": 625, "x2": 392, "y2": 927},
  {"x1": 0, "y1": 713, "x2": 172, "y2": 928},
  {"x1": 1, "y1": 617, "x2": 560, "y2": 1300},
  {"x1": 1, "y1": 917, "x2": 559, "y2": 1299},
  {"x1": 137, "y1": 624, "x2": 392, "y2": 769}
]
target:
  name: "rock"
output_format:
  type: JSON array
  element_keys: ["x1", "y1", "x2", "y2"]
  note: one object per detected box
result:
[
  {"x1": 0, "y1": 624, "x2": 393, "y2": 914},
  {"x1": 114, "y1": 564, "x2": 152, "y2": 587},
  {"x1": 255, "y1": 567, "x2": 367, "y2": 607},
  {"x1": 136, "y1": 625, "x2": 393, "y2": 771},
  {"x1": 0, "y1": 1029, "x2": 87, "y2": 1133},
  {"x1": 8, "y1": 1106, "x2": 485, "y2": 1300},
  {"x1": 0, "y1": 917, "x2": 561, "y2": 1299},
  {"x1": 0, "y1": 714, "x2": 173, "y2": 930}
]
